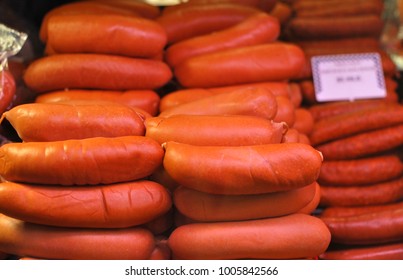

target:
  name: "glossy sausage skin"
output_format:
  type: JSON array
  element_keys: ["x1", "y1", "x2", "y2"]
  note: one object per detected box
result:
[
  {"x1": 0, "y1": 180, "x2": 172, "y2": 228},
  {"x1": 145, "y1": 115, "x2": 287, "y2": 146},
  {"x1": 163, "y1": 141, "x2": 323, "y2": 195},
  {"x1": 174, "y1": 182, "x2": 317, "y2": 222},
  {"x1": 319, "y1": 243, "x2": 403, "y2": 260},
  {"x1": 168, "y1": 213, "x2": 331, "y2": 259},
  {"x1": 0, "y1": 213, "x2": 155, "y2": 260},
  {"x1": 23, "y1": 53, "x2": 172, "y2": 93},
  {"x1": 1, "y1": 102, "x2": 146, "y2": 141},
  {"x1": 0, "y1": 136, "x2": 164, "y2": 185},
  {"x1": 174, "y1": 43, "x2": 306, "y2": 88}
]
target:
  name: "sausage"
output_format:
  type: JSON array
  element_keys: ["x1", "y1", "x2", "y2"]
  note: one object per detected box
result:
[
  {"x1": 0, "y1": 180, "x2": 171, "y2": 228},
  {"x1": 308, "y1": 99, "x2": 396, "y2": 122},
  {"x1": 285, "y1": 15, "x2": 384, "y2": 40},
  {"x1": 174, "y1": 182, "x2": 317, "y2": 222},
  {"x1": 144, "y1": 209, "x2": 174, "y2": 235},
  {"x1": 1, "y1": 102, "x2": 146, "y2": 141},
  {"x1": 273, "y1": 95, "x2": 296, "y2": 127},
  {"x1": 296, "y1": 37, "x2": 381, "y2": 53},
  {"x1": 297, "y1": 181, "x2": 321, "y2": 214},
  {"x1": 292, "y1": 108, "x2": 314, "y2": 135},
  {"x1": 0, "y1": 70, "x2": 16, "y2": 116},
  {"x1": 159, "y1": 82, "x2": 300, "y2": 112},
  {"x1": 319, "y1": 177, "x2": 403, "y2": 207},
  {"x1": 164, "y1": 12, "x2": 280, "y2": 67},
  {"x1": 316, "y1": 124, "x2": 403, "y2": 160},
  {"x1": 23, "y1": 53, "x2": 173, "y2": 93},
  {"x1": 318, "y1": 154, "x2": 403, "y2": 186},
  {"x1": 281, "y1": 128, "x2": 300, "y2": 143},
  {"x1": 86, "y1": 0, "x2": 161, "y2": 19},
  {"x1": 46, "y1": 14, "x2": 167, "y2": 58},
  {"x1": 163, "y1": 141, "x2": 323, "y2": 195},
  {"x1": 0, "y1": 213, "x2": 155, "y2": 260},
  {"x1": 320, "y1": 208, "x2": 403, "y2": 245},
  {"x1": 320, "y1": 201, "x2": 403, "y2": 218},
  {"x1": 174, "y1": 42, "x2": 306, "y2": 88},
  {"x1": 0, "y1": 135, "x2": 164, "y2": 185},
  {"x1": 148, "y1": 237, "x2": 171, "y2": 260},
  {"x1": 145, "y1": 115, "x2": 287, "y2": 146},
  {"x1": 156, "y1": 3, "x2": 261, "y2": 44},
  {"x1": 148, "y1": 165, "x2": 179, "y2": 193},
  {"x1": 158, "y1": 86, "x2": 278, "y2": 119},
  {"x1": 269, "y1": 1, "x2": 293, "y2": 25},
  {"x1": 309, "y1": 104, "x2": 403, "y2": 146},
  {"x1": 39, "y1": 1, "x2": 140, "y2": 42},
  {"x1": 319, "y1": 243, "x2": 403, "y2": 260},
  {"x1": 35, "y1": 89, "x2": 161, "y2": 116},
  {"x1": 168, "y1": 213, "x2": 331, "y2": 259}
]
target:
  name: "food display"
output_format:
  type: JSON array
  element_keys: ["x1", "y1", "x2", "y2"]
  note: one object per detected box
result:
[{"x1": 0, "y1": 0, "x2": 402, "y2": 261}]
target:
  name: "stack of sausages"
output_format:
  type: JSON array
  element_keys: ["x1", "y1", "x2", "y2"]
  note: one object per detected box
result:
[
  {"x1": 306, "y1": 102, "x2": 403, "y2": 259},
  {"x1": 0, "y1": 0, "x2": 176, "y2": 260},
  {"x1": 283, "y1": 0, "x2": 400, "y2": 104}
]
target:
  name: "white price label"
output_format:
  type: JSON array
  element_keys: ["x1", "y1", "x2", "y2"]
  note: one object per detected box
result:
[{"x1": 311, "y1": 53, "x2": 386, "y2": 102}]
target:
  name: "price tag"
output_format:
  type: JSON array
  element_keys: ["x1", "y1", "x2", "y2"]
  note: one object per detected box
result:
[{"x1": 311, "y1": 53, "x2": 386, "y2": 102}]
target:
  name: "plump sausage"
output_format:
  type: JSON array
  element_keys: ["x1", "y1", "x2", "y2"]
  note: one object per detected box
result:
[{"x1": 319, "y1": 243, "x2": 403, "y2": 260}]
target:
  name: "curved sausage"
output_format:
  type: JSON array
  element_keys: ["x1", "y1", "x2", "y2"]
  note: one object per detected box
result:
[
  {"x1": 163, "y1": 141, "x2": 323, "y2": 195},
  {"x1": 319, "y1": 243, "x2": 403, "y2": 260},
  {"x1": 292, "y1": 108, "x2": 314, "y2": 135},
  {"x1": 168, "y1": 213, "x2": 331, "y2": 259},
  {"x1": 146, "y1": 115, "x2": 287, "y2": 146},
  {"x1": 0, "y1": 180, "x2": 172, "y2": 228},
  {"x1": 0, "y1": 213, "x2": 155, "y2": 260},
  {"x1": 320, "y1": 201, "x2": 403, "y2": 218},
  {"x1": 0, "y1": 136, "x2": 164, "y2": 185},
  {"x1": 23, "y1": 53, "x2": 172, "y2": 93},
  {"x1": 1, "y1": 102, "x2": 146, "y2": 141},
  {"x1": 174, "y1": 42, "x2": 306, "y2": 88},
  {"x1": 174, "y1": 182, "x2": 317, "y2": 222}
]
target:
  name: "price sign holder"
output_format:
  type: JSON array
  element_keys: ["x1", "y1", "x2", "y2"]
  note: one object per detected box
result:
[{"x1": 311, "y1": 53, "x2": 386, "y2": 102}]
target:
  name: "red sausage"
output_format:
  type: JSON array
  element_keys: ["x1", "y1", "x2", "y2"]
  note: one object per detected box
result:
[
  {"x1": 0, "y1": 180, "x2": 172, "y2": 228},
  {"x1": 319, "y1": 243, "x2": 403, "y2": 260},
  {"x1": 23, "y1": 53, "x2": 172, "y2": 93},
  {"x1": 163, "y1": 141, "x2": 323, "y2": 195},
  {"x1": 156, "y1": 3, "x2": 261, "y2": 44},
  {"x1": 292, "y1": 108, "x2": 314, "y2": 135},
  {"x1": 318, "y1": 154, "x2": 403, "y2": 186},
  {"x1": 0, "y1": 213, "x2": 155, "y2": 260},
  {"x1": 164, "y1": 12, "x2": 280, "y2": 67},
  {"x1": 158, "y1": 86, "x2": 278, "y2": 120},
  {"x1": 46, "y1": 14, "x2": 167, "y2": 58},
  {"x1": 168, "y1": 213, "x2": 331, "y2": 259},
  {"x1": 85, "y1": 0, "x2": 161, "y2": 19},
  {"x1": 0, "y1": 136, "x2": 164, "y2": 185},
  {"x1": 145, "y1": 115, "x2": 287, "y2": 146},
  {"x1": 297, "y1": 181, "x2": 321, "y2": 214},
  {"x1": 1, "y1": 102, "x2": 146, "y2": 141},
  {"x1": 320, "y1": 201, "x2": 403, "y2": 218},
  {"x1": 174, "y1": 43, "x2": 306, "y2": 88},
  {"x1": 174, "y1": 182, "x2": 317, "y2": 222}
]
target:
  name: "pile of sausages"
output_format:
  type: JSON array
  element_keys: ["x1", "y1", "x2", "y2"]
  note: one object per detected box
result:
[{"x1": 0, "y1": 0, "x2": 401, "y2": 260}]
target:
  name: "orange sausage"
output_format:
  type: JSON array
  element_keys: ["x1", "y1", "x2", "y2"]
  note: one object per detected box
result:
[
  {"x1": 144, "y1": 209, "x2": 174, "y2": 235},
  {"x1": 163, "y1": 141, "x2": 323, "y2": 195},
  {"x1": 320, "y1": 201, "x2": 403, "y2": 218},
  {"x1": 164, "y1": 12, "x2": 279, "y2": 67},
  {"x1": 174, "y1": 182, "x2": 317, "y2": 222},
  {"x1": 156, "y1": 3, "x2": 261, "y2": 44},
  {"x1": 0, "y1": 180, "x2": 171, "y2": 228},
  {"x1": 0, "y1": 70, "x2": 16, "y2": 115},
  {"x1": 87, "y1": 0, "x2": 161, "y2": 18},
  {"x1": 318, "y1": 154, "x2": 403, "y2": 186},
  {"x1": 309, "y1": 104, "x2": 403, "y2": 146},
  {"x1": 35, "y1": 89, "x2": 160, "y2": 116},
  {"x1": 1, "y1": 102, "x2": 146, "y2": 141},
  {"x1": 148, "y1": 165, "x2": 179, "y2": 193},
  {"x1": 168, "y1": 213, "x2": 331, "y2": 259},
  {"x1": 174, "y1": 42, "x2": 306, "y2": 88},
  {"x1": 319, "y1": 243, "x2": 403, "y2": 260},
  {"x1": 146, "y1": 115, "x2": 287, "y2": 146},
  {"x1": 269, "y1": 1, "x2": 293, "y2": 25},
  {"x1": 319, "y1": 177, "x2": 403, "y2": 207},
  {"x1": 23, "y1": 53, "x2": 172, "y2": 93},
  {"x1": 273, "y1": 95, "x2": 296, "y2": 127},
  {"x1": 46, "y1": 14, "x2": 167, "y2": 58},
  {"x1": 315, "y1": 124, "x2": 403, "y2": 160},
  {"x1": 39, "y1": 1, "x2": 140, "y2": 42},
  {"x1": 158, "y1": 86, "x2": 278, "y2": 119},
  {"x1": 281, "y1": 128, "x2": 301, "y2": 143},
  {"x1": 297, "y1": 181, "x2": 321, "y2": 214},
  {"x1": 320, "y1": 208, "x2": 403, "y2": 245},
  {"x1": 159, "y1": 82, "x2": 300, "y2": 112},
  {"x1": 0, "y1": 213, "x2": 155, "y2": 260},
  {"x1": 0, "y1": 136, "x2": 164, "y2": 185}
]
